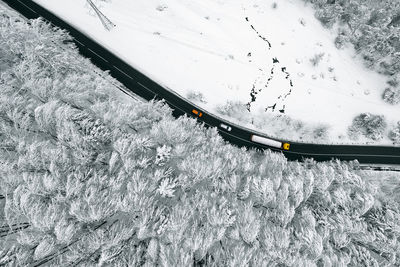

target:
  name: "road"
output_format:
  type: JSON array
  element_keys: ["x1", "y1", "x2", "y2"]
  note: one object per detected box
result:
[{"x1": 3, "y1": 0, "x2": 400, "y2": 166}]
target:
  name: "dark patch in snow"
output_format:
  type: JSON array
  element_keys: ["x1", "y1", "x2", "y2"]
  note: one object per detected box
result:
[
  {"x1": 246, "y1": 63, "x2": 277, "y2": 112},
  {"x1": 247, "y1": 52, "x2": 252, "y2": 62},
  {"x1": 265, "y1": 103, "x2": 277, "y2": 112},
  {"x1": 244, "y1": 17, "x2": 295, "y2": 114},
  {"x1": 246, "y1": 17, "x2": 272, "y2": 49}
]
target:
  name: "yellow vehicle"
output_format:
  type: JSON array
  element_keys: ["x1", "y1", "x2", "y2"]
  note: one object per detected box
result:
[
  {"x1": 282, "y1": 143, "x2": 290, "y2": 151},
  {"x1": 192, "y1": 109, "x2": 203, "y2": 117}
]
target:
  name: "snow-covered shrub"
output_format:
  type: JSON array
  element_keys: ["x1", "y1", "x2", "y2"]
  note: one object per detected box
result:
[
  {"x1": 310, "y1": 53, "x2": 325, "y2": 66},
  {"x1": 314, "y1": 8, "x2": 337, "y2": 28},
  {"x1": 389, "y1": 122, "x2": 400, "y2": 144},
  {"x1": 299, "y1": 18, "x2": 307, "y2": 26},
  {"x1": 382, "y1": 87, "x2": 400, "y2": 105},
  {"x1": 334, "y1": 29, "x2": 351, "y2": 49},
  {"x1": 156, "y1": 5, "x2": 168, "y2": 12},
  {"x1": 387, "y1": 77, "x2": 399, "y2": 88},
  {"x1": 380, "y1": 54, "x2": 400, "y2": 76},
  {"x1": 186, "y1": 91, "x2": 207, "y2": 104},
  {"x1": 312, "y1": 124, "x2": 329, "y2": 139},
  {"x1": 216, "y1": 101, "x2": 253, "y2": 122},
  {"x1": 348, "y1": 113, "x2": 387, "y2": 140}
]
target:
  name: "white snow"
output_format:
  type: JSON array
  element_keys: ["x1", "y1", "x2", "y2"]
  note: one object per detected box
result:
[{"x1": 33, "y1": 0, "x2": 399, "y2": 145}]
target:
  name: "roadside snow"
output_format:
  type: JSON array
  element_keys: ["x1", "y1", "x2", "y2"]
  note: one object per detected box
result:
[{"x1": 33, "y1": 0, "x2": 399, "y2": 145}]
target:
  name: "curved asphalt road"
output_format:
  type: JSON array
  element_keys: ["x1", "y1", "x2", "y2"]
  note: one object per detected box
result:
[{"x1": 3, "y1": 0, "x2": 400, "y2": 166}]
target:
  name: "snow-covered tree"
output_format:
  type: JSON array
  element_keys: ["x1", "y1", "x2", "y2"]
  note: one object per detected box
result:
[
  {"x1": 1, "y1": 6, "x2": 400, "y2": 267},
  {"x1": 348, "y1": 113, "x2": 387, "y2": 140},
  {"x1": 389, "y1": 122, "x2": 400, "y2": 144},
  {"x1": 383, "y1": 87, "x2": 400, "y2": 105},
  {"x1": 303, "y1": 0, "x2": 400, "y2": 104}
]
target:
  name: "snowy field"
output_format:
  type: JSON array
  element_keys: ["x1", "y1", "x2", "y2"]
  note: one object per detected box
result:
[{"x1": 33, "y1": 0, "x2": 399, "y2": 144}]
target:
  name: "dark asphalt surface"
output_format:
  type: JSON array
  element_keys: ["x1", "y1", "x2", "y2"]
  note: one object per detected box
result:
[{"x1": 3, "y1": 0, "x2": 400, "y2": 165}]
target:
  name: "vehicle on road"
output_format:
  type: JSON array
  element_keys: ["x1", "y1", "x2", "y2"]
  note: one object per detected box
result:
[
  {"x1": 219, "y1": 123, "x2": 232, "y2": 131},
  {"x1": 192, "y1": 109, "x2": 203, "y2": 117},
  {"x1": 251, "y1": 134, "x2": 290, "y2": 150}
]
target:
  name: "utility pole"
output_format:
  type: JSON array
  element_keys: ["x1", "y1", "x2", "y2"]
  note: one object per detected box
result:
[{"x1": 86, "y1": 0, "x2": 116, "y2": 31}]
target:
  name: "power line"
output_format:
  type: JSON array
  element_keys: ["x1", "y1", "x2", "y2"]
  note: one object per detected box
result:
[{"x1": 86, "y1": 0, "x2": 115, "y2": 31}]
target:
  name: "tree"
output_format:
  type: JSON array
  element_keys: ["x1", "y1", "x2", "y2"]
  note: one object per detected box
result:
[
  {"x1": 348, "y1": 113, "x2": 387, "y2": 140},
  {"x1": 302, "y1": 0, "x2": 400, "y2": 102},
  {"x1": 383, "y1": 87, "x2": 400, "y2": 105},
  {"x1": 2, "y1": 6, "x2": 400, "y2": 267},
  {"x1": 389, "y1": 122, "x2": 400, "y2": 144}
]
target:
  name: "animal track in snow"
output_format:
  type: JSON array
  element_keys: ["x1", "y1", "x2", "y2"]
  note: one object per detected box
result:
[
  {"x1": 245, "y1": 17, "x2": 294, "y2": 114},
  {"x1": 245, "y1": 17, "x2": 272, "y2": 49}
]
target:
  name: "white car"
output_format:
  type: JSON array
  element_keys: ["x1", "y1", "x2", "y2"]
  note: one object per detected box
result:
[{"x1": 219, "y1": 123, "x2": 232, "y2": 131}]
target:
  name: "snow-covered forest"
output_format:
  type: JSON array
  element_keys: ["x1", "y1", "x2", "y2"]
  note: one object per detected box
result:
[
  {"x1": 301, "y1": 0, "x2": 400, "y2": 144},
  {"x1": 303, "y1": 0, "x2": 400, "y2": 105},
  {"x1": 1, "y1": 3, "x2": 400, "y2": 267}
]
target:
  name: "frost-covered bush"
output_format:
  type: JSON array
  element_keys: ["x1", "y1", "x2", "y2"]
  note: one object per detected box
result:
[
  {"x1": 334, "y1": 29, "x2": 351, "y2": 49},
  {"x1": 348, "y1": 113, "x2": 387, "y2": 140},
  {"x1": 382, "y1": 87, "x2": 400, "y2": 105},
  {"x1": 1, "y1": 7, "x2": 400, "y2": 267},
  {"x1": 216, "y1": 101, "x2": 252, "y2": 120},
  {"x1": 186, "y1": 90, "x2": 207, "y2": 104},
  {"x1": 156, "y1": 5, "x2": 168, "y2": 12},
  {"x1": 310, "y1": 53, "x2": 325, "y2": 66},
  {"x1": 389, "y1": 122, "x2": 400, "y2": 144},
  {"x1": 312, "y1": 124, "x2": 329, "y2": 139},
  {"x1": 216, "y1": 101, "x2": 330, "y2": 143}
]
